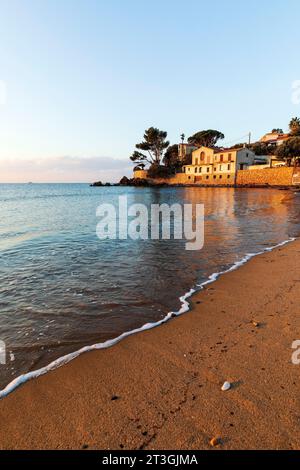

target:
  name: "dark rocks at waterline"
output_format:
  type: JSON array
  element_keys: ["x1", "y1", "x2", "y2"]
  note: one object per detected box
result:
[
  {"x1": 119, "y1": 176, "x2": 131, "y2": 185},
  {"x1": 90, "y1": 176, "x2": 169, "y2": 188},
  {"x1": 118, "y1": 176, "x2": 168, "y2": 187},
  {"x1": 90, "y1": 176, "x2": 139, "y2": 187},
  {"x1": 90, "y1": 181, "x2": 113, "y2": 187}
]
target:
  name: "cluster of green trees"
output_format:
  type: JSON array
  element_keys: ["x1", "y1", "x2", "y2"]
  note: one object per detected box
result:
[
  {"x1": 130, "y1": 128, "x2": 225, "y2": 176},
  {"x1": 251, "y1": 118, "x2": 300, "y2": 165},
  {"x1": 130, "y1": 127, "x2": 170, "y2": 169},
  {"x1": 130, "y1": 117, "x2": 300, "y2": 177},
  {"x1": 276, "y1": 118, "x2": 300, "y2": 166},
  {"x1": 187, "y1": 130, "x2": 225, "y2": 148}
]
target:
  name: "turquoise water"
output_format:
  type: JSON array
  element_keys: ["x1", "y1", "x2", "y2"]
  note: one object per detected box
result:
[{"x1": 1, "y1": 184, "x2": 300, "y2": 389}]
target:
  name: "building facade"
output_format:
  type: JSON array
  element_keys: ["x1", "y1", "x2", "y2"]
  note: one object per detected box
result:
[
  {"x1": 183, "y1": 146, "x2": 256, "y2": 184},
  {"x1": 259, "y1": 132, "x2": 289, "y2": 146},
  {"x1": 178, "y1": 143, "x2": 198, "y2": 162}
]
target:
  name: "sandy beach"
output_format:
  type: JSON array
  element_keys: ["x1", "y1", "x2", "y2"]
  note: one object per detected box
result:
[{"x1": 1, "y1": 238, "x2": 300, "y2": 450}]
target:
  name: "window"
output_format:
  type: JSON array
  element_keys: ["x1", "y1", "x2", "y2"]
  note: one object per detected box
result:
[
  {"x1": 213, "y1": 175, "x2": 216, "y2": 179},
  {"x1": 219, "y1": 165, "x2": 222, "y2": 171},
  {"x1": 227, "y1": 175, "x2": 230, "y2": 179},
  {"x1": 219, "y1": 175, "x2": 222, "y2": 179},
  {"x1": 220, "y1": 154, "x2": 224, "y2": 162},
  {"x1": 199, "y1": 167, "x2": 202, "y2": 173},
  {"x1": 195, "y1": 158, "x2": 199, "y2": 165},
  {"x1": 200, "y1": 152, "x2": 205, "y2": 161},
  {"x1": 206, "y1": 175, "x2": 209, "y2": 179},
  {"x1": 207, "y1": 167, "x2": 210, "y2": 173},
  {"x1": 227, "y1": 164, "x2": 231, "y2": 171},
  {"x1": 228, "y1": 154, "x2": 232, "y2": 162},
  {"x1": 195, "y1": 167, "x2": 198, "y2": 173}
]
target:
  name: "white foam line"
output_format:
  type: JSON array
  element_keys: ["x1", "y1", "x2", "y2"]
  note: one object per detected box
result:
[{"x1": 0, "y1": 237, "x2": 296, "y2": 400}]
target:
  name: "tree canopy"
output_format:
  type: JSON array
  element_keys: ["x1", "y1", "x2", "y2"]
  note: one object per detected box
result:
[
  {"x1": 187, "y1": 129, "x2": 225, "y2": 148},
  {"x1": 289, "y1": 117, "x2": 300, "y2": 136},
  {"x1": 250, "y1": 142, "x2": 274, "y2": 156},
  {"x1": 130, "y1": 127, "x2": 170, "y2": 167},
  {"x1": 275, "y1": 137, "x2": 300, "y2": 165},
  {"x1": 163, "y1": 144, "x2": 180, "y2": 169}
]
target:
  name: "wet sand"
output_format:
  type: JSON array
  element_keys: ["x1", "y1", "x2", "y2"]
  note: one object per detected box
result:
[{"x1": 1, "y1": 239, "x2": 300, "y2": 450}]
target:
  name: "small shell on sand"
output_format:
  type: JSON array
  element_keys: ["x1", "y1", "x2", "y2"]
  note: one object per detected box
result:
[
  {"x1": 210, "y1": 437, "x2": 220, "y2": 447},
  {"x1": 221, "y1": 381, "x2": 231, "y2": 391}
]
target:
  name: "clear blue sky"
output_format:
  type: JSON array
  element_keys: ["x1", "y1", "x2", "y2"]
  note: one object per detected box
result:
[{"x1": 0, "y1": 0, "x2": 300, "y2": 182}]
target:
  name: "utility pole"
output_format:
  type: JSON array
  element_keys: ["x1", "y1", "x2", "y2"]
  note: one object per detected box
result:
[{"x1": 248, "y1": 132, "x2": 251, "y2": 146}]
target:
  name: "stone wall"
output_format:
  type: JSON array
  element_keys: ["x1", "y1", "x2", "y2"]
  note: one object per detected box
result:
[
  {"x1": 133, "y1": 169, "x2": 148, "y2": 179},
  {"x1": 146, "y1": 173, "x2": 191, "y2": 185},
  {"x1": 292, "y1": 168, "x2": 300, "y2": 185},
  {"x1": 236, "y1": 167, "x2": 294, "y2": 186},
  {"x1": 193, "y1": 174, "x2": 235, "y2": 186},
  {"x1": 146, "y1": 172, "x2": 235, "y2": 186},
  {"x1": 133, "y1": 167, "x2": 296, "y2": 187}
]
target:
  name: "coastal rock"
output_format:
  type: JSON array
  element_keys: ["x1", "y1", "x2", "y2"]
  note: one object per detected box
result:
[
  {"x1": 118, "y1": 176, "x2": 168, "y2": 187},
  {"x1": 119, "y1": 176, "x2": 130, "y2": 185},
  {"x1": 252, "y1": 320, "x2": 260, "y2": 327},
  {"x1": 91, "y1": 181, "x2": 114, "y2": 187},
  {"x1": 130, "y1": 178, "x2": 153, "y2": 186},
  {"x1": 221, "y1": 381, "x2": 231, "y2": 391}
]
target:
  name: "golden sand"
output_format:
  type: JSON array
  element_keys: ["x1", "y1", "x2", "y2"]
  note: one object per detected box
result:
[{"x1": 1, "y1": 239, "x2": 300, "y2": 449}]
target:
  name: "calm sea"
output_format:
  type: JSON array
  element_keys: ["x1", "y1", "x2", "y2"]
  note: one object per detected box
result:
[{"x1": 1, "y1": 184, "x2": 300, "y2": 390}]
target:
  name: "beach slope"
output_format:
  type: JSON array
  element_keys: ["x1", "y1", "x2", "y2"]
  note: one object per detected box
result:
[{"x1": 1, "y1": 240, "x2": 300, "y2": 449}]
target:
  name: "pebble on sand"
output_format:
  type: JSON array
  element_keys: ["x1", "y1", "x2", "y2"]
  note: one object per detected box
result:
[
  {"x1": 210, "y1": 437, "x2": 220, "y2": 447},
  {"x1": 111, "y1": 395, "x2": 120, "y2": 401},
  {"x1": 221, "y1": 381, "x2": 231, "y2": 391}
]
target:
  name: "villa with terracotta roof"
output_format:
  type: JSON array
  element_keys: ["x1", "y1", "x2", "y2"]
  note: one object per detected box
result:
[{"x1": 259, "y1": 131, "x2": 290, "y2": 146}]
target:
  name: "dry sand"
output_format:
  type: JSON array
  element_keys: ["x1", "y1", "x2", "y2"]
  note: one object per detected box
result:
[{"x1": 1, "y1": 239, "x2": 300, "y2": 450}]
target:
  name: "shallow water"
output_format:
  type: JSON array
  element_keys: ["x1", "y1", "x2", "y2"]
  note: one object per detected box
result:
[{"x1": 1, "y1": 184, "x2": 300, "y2": 389}]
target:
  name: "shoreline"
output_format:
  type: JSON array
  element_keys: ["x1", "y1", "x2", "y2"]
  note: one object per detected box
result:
[
  {"x1": 0, "y1": 238, "x2": 295, "y2": 400},
  {"x1": 1, "y1": 238, "x2": 300, "y2": 449}
]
